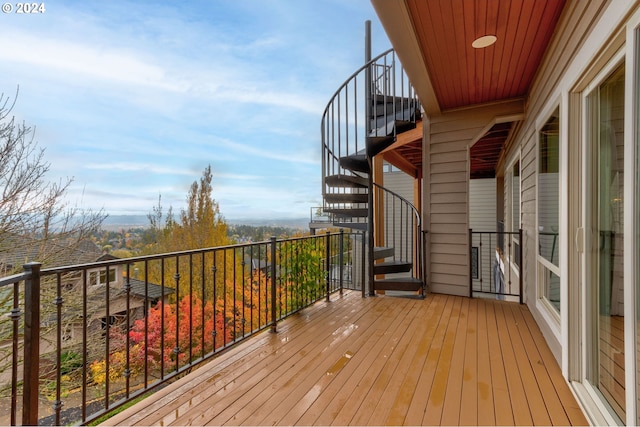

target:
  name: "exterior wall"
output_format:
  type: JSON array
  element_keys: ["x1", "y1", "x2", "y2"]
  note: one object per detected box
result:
[
  {"x1": 424, "y1": 100, "x2": 523, "y2": 296},
  {"x1": 469, "y1": 179, "x2": 498, "y2": 297},
  {"x1": 383, "y1": 167, "x2": 416, "y2": 279},
  {"x1": 500, "y1": 0, "x2": 611, "y2": 363},
  {"x1": 384, "y1": 167, "x2": 414, "y2": 202},
  {"x1": 469, "y1": 179, "x2": 497, "y2": 232}
]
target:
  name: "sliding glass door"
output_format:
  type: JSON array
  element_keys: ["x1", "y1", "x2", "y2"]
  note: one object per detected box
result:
[{"x1": 586, "y1": 62, "x2": 626, "y2": 422}]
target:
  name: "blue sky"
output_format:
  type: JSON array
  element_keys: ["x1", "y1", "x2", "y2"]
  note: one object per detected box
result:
[{"x1": 0, "y1": 1, "x2": 390, "y2": 221}]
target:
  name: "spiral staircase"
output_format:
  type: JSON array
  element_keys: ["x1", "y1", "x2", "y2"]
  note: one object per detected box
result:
[{"x1": 321, "y1": 39, "x2": 425, "y2": 296}]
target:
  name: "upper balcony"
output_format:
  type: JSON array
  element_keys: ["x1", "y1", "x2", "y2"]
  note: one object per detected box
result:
[{"x1": 1, "y1": 230, "x2": 588, "y2": 426}]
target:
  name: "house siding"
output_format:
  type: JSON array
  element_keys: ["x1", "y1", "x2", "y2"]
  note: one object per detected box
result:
[
  {"x1": 382, "y1": 168, "x2": 416, "y2": 279},
  {"x1": 469, "y1": 178, "x2": 497, "y2": 232},
  {"x1": 425, "y1": 100, "x2": 524, "y2": 296}
]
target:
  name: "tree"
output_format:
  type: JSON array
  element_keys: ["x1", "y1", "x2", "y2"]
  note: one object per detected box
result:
[
  {"x1": 0, "y1": 90, "x2": 106, "y2": 404},
  {"x1": 141, "y1": 165, "x2": 230, "y2": 298},
  {"x1": 0, "y1": 90, "x2": 106, "y2": 273},
  {"x1": 89, "y1": 294, "x2": 231, "y2": 384}
]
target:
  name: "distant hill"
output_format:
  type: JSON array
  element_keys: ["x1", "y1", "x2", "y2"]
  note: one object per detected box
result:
[
  {"x1": 227, "y1": 218, "x2": 309, "y2": 229},
  {"x1": 101, "y1": 214, "x2": 309, "y2": 230},
  {"x1": 101, "y1": 215, "x2": 149, "y2": 230}
]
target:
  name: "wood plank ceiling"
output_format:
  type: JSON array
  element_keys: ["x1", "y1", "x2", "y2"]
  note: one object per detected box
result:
[
  {"x1": 406, "y1": 0, "x2": 566, "y2": 111},
  {"x1": 384, "y1": 0, "x2": 566, "y2": 177}
]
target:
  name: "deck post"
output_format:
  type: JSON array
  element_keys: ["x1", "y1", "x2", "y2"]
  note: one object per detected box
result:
[
  {"x1": 361, "y1": 231, "x2": 366, "y2": 298},
  {"x1": 325, "y1": 231, "x2": 331, "y2": 302},
  {"x1": 270, "y1": 236, "x2": 277, "y2": 333},
  {"x1": 468, "y1": 229, "x2": 473, "y2": 298},
  {"x1": 365, "y1": 20, "x2": 375, "y2": 298},
  {"x1": 339, "y1": 229, "x2": 344, "y2": 294},
  {"x1": 23, "y1": 262, "x2": 41, "y2": 426},
  {"x1": 519, "y1": 228, "x2": 523, "y2": 304}
]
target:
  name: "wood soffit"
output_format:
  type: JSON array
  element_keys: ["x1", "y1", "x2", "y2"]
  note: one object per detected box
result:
[
  {"x1": 381, "y1": 1, "x2": 565, "y2": 177},
  {"x1": 406, "y1": 0, "x2": 566, "y2": 111}
]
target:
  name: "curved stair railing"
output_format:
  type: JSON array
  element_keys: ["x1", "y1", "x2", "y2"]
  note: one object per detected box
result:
[
  {"x1": 371, "y1": 183, "x2": 426, "y2": 294},
  {"x1": 321, "y1": 48, "x2": 419, "y2": 203},
  {"x1": 320, "y1": 46, "x2": 424, "y2": 295}
]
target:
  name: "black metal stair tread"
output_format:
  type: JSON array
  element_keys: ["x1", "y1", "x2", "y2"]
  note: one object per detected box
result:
[
  {"x1": 324, "y1": 208, "x2": 368, "y2": 218},
  {"x1": 373, "y1": 261, "x2": 412, "y2": 275},
  {"x1": 374, "y1": 277, "x2": 423, "y2": 292},
  {"x1": 366, "y1": 135, "x2": 395, "y2": 157},
  {"x1": 324, "y1": 174, "x2": 368, "y2": 188},
  {"x1": 339, "y1": 153, "x2": 370, "y2": 174},
  {"x1": 395, "y1": 120, "x2": 416, "y2": 133},
  {"x1": 332, "y1": 221, "x2": 368, "y2": 231},
  {"x1": 373, "y1": 246, "x2": 394, "y2": 260},
  {"x1": 324, "y1": 193, "x2": 368, "y2": 203},
  {"x1": 371, "y1": 94, "x2": 418, "y2": 105}
]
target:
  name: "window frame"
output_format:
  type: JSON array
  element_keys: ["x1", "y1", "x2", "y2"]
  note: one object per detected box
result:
[
  {"x1": 536, "y1": 105, "x2": 562, "y2": 314},
  {"x1": 505, "y1": 154, "x2": 522, "y2": 273}
]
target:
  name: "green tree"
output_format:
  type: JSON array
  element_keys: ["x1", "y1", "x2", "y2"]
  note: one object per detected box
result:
[{"x1": 141, "y1": 166, "x2": 230, "y2": 298}]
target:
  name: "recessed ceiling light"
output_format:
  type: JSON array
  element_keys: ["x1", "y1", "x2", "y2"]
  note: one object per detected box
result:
[{"x1": 472, "y1": 35, "x2": 497, "y2": 49}]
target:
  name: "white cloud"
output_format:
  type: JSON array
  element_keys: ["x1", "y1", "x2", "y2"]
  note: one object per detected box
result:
[
  {"x1": 0, "y1": 0, "x2": 387, "y2": 221},
  {"x1": 215, "y1": 138, "x2": 319, "y2": 165},
  {"x1": 82, "y1": 162, "x2": 195, "y2": 176}
]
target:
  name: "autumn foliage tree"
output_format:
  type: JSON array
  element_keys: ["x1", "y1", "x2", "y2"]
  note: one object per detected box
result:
[
  {"x1": 88, "y1": 166, "x2": 339, "y2": 387},
  {"x1": 146, "y1": 165, "x2": 228, "y2": 254},
  {"x1": 90, "y1": 294, "x2": 231, "y2": 384},
  {"x1": 142, "y1": 165, "x2": 231, "y2": 299}
]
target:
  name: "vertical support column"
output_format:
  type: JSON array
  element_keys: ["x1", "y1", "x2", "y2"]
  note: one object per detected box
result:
[
  {"x1": 469, "y1": 229, "x2": 473, "y2": 299},
  {"x1": 519, "y1": 228, "x2": 524, "y2": 304},
  {"x1": 339, "y1": 229, "x2": 344, "y2": 295},
  {"x1": 23, "y1": 262, "x2": 41, "y2": 426},
  {"x1": 325, "y1": 231, "x2": 331, "y2": 302},
  {"x1": 364, "y1": 20, "x2": 371, "y2": 131},
  {"x1": 270, "y1": 236, "x2": 277, "y2": 333},
  {"x1": 365, "y1": 20, "x2": 375, "y2": 297},
  {"x1": 361, "y1": 231, "x2": 367, "y2": 298}
]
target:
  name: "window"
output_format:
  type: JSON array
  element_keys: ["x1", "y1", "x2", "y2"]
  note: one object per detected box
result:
[
  {"x1": 511, "y1": 161, "x2": 520, "y2": 234},
  {"x1": 538, "y1": 107, "x2": 561, "y2": 312},
  {"x1": 586, "y1": 61, "x2": 625, "y2": 422},
  {"x1": 507, "y1": 160, "x2": 521, "y2": 269},
  {"x1": 89, "y1": 268, "x2": 116, "y2": 286}
]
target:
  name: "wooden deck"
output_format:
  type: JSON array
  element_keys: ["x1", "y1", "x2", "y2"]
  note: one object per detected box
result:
[{"x1": 103, "y1": 291, "x2": 588, "y2": 426}]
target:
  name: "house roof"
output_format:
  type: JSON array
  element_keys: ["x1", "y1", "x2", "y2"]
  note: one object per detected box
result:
[
  {"x1": 371, "y1": 0, "x2": 567, "y2": 176},
  {"x1": 127, "y1": 277, "x2": 175, "y2": 301},
  {"x1": 0, "y1": 233, "x2": 102, "y2": 275}
]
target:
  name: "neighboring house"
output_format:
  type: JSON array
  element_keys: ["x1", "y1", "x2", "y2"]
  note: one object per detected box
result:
[
  {"x1": 47, "y1": 253, "x2": 173, "y2": 354},
  {"x1": 365, "y1": 0, "x2": 640, "y2": 424},
  {"x1": 0, "y1": 236, "x2": 172, "y2": 354},
  {"x1": 0, "y1": 234, "x2": 104, "y2": 277}
]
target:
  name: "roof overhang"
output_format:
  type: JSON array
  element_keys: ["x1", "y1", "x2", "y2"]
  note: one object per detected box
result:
[{"x1": 371, "y1": 0, "x2": 566, "y2": 176}]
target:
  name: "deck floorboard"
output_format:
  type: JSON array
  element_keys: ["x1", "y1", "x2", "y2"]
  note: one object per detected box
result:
[{"x1": 103, "y1": 291, "x2": 589, "y2": 426}]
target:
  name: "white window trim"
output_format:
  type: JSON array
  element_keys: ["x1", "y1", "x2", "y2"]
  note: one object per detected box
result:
[
  {"x1": 579, "y1": 47, "x2": 627, "y2": 426},
  {"x1": 535, "y1": 102, "x2": 562, "y2": 326},
  {"x1": 89, "y1": 268, "x2": 117, "y2": 287},
  {"x1": 624, "y1": 12, "x2": 640, "y2": 425},
  {"x1": 505, "y1": 152, "x2": 522, "y2": 275},
  {"x1": 557, "y1": 4, "x2": 639, "y2": 424}
]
